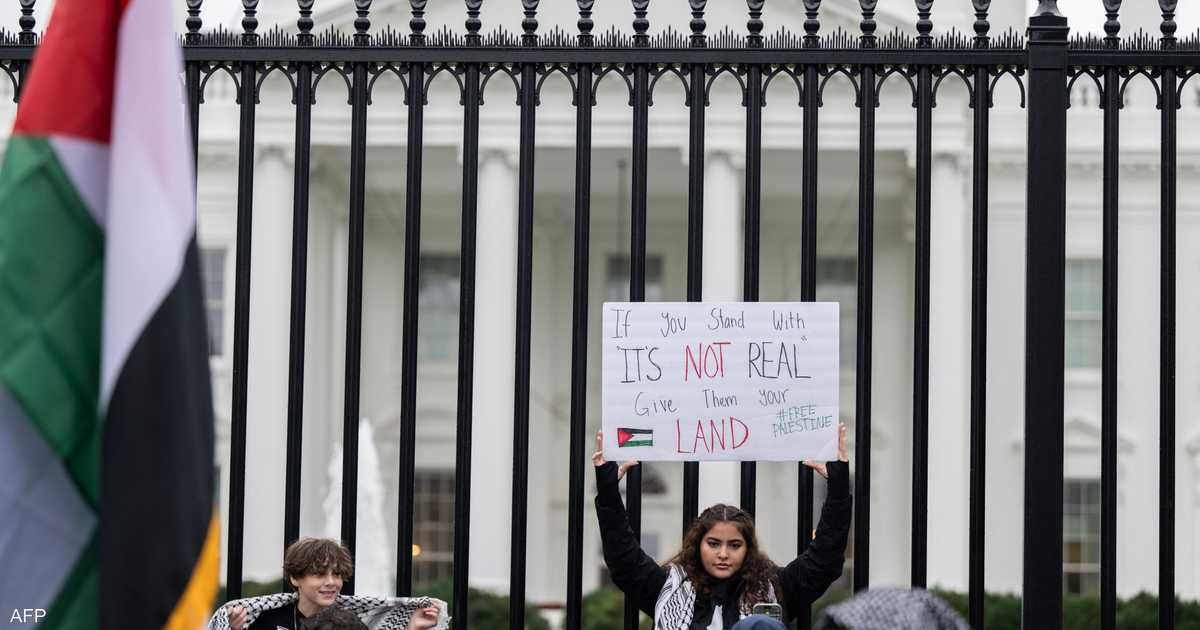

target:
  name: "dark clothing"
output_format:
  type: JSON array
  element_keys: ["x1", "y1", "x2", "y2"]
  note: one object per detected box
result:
[
  {"x1": 594, "y1": 460, "x2": 852, "y2": 626},
  {"x1": 247, "y1": 603, "x2": 305, "y2": 630}
]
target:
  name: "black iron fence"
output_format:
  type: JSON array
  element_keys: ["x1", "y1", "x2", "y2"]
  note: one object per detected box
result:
[{"x1": 1, "y1": 1, "x2": 1196, "y2": 629}]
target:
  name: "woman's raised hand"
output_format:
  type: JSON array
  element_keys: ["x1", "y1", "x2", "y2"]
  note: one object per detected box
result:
[
  {"x1": 226, "y1": 606, "x2": 248, "y2": 630},
  {"x1": 593, "y1": 431, "x2": 640, "y2": 481},
  {"x1": 802, "y1": 423, "x2": 849, "y2": 479}
]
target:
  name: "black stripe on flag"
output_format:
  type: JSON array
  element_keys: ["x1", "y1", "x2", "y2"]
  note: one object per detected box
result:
[{"x1": 101, "y1": 240, "x2": 214, "y2": 629}]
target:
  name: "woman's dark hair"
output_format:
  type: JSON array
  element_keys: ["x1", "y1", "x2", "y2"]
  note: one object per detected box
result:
[
  {"x1": 667, "y1": 504, "x2": 778, "y2": 608},
  {"x1": 283, "y1": 537, "x2": 354, "y2": 583}
]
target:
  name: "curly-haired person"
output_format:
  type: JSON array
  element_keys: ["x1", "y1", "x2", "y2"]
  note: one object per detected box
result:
[{"x1": 592, "y1": 426, "x2": 851, "y2": 629}]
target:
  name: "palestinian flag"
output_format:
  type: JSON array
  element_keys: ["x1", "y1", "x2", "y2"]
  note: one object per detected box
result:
[
  {"x1": 617, "y1": 428, "x2": 654, "y2": 448},
  {"x1": 0, "y1": 0, "x2": 217, "y2": 628}
]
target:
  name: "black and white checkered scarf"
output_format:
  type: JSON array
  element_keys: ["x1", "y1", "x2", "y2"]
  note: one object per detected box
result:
[
  {"x1": 653, "y1": 565, "x2": 777, "y2": 630},
  {"x1": 207, "y1": 593, "x2": 449, "y2": 630}
]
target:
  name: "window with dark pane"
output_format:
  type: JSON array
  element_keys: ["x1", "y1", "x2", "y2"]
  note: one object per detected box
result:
[
  {"x1": 418, "y1": 254, "x2": 460, "y2": 362},
  {"x1": 200, "y1": 247, "x2": 226, "y2": 357},
  {"x1": 1065, "y1": 260, "x2": 1102, "y2": 369},
  {"x1": 413, "y1": 469, "x2": 456, "y2": 586},
  {"x1": 1062, "y1": 478, "x2": 1101, "y2": 596},
  {"x1": 816, "y1": 258, "x2": 857, "y2": 371}
]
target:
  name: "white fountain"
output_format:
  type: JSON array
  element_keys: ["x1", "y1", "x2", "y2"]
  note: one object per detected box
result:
[{"x1": 323, "y1": 418, "x2": 393, "y2": 595}]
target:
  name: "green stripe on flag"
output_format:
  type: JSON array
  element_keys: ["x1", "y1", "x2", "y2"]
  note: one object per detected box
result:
[{"x1": 0, "y1": 134, "x2": 104, "y2": 508}]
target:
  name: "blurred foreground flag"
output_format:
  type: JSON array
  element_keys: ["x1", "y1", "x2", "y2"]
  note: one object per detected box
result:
[{"x1": 0, "y1": 0, "x2": 217, "y2": 628}]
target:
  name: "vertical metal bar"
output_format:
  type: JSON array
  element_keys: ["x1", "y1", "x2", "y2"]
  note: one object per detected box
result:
[
  {"x1": 1158, "y1": 63, "x2": 1177, "y2": 630},
  {"x1": 283, "y1": 59, "x2": 314, "y2": 550},
  {"x1": 15, "y1": 0, "x2": 35, "y2": 95},
  {"x1": 622, "y1": 60, "x2": 650, "y2": 630},
  {"x1": 509, "y1": 59, "x2": 536, "y2": 630},
  {"x1": 968, "y1": 63, "x2": 990, "y2": 630},
  {"x1": 226, "y1": 58, "x2": 258, "y2": 602},
  {"x1": 396, "y1": 60, "x2": 425, "y2": 598},
  {"x1": 341, "y1": 60, "x2": 369, "y2": 593},
  {"x1": 853, "y1": 63, "x2": 876, "y2": 595},
  {"x1": 1100, "y1": 63, "x2": 1120, "y2": 630},
  {"x1": 797, "y1": 62, "x2": 819, "y2": 630},
  {"x1": 1022, "y1": 10, "x2": 1069, "y2": 627},
  {"x1": 741, "y1": 63, "x2": 762, "y2": 517},
  {"x1": 452, "y1": 59, "x2": 480, "y2": 628},
  {"x1": 565, "y1": 59, "x2": 593, "y2": 630},
  {"x1": 911, "y1": 63, "x2": 932, "y2": 589},
  {"x1": 683, "y1": 60, "x2": 705, "y2": 534}
]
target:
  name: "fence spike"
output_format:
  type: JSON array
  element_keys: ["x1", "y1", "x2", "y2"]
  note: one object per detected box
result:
[
  {"x1": 632, "y1": 0, "x2": 649, "y2": 47},
  {"x1": 916, "y1": 0, "x2": 933, "y2": 48},
  {"x1": 860, "y1": 0, "x2": 877, "y2": 48},
  {"x1": 1160, "y1": 0, "x2": 1177, "y2": 48},
  {"x1": 521, "y1": 0, "x2": 539, "y2": 46},
  {"x1": 241, "y1": 0, "x2": 258, "y2": 46},
  {"x1": 803, "y1": 0, "x2": 820, "y2": 48},
  {"x1": 297, "y1": 0, "x2": 314, "y2": 46},
  {"x1": 577, "y1": 0, "x2": 594, "y2": 47},
  {"x1": 465, "y1": 0, "x2": 482, "y2": 45},
  {"x1": 688, "y1": 0, "x2": 707, "y2": 48},
  {"x1": 407, "y1": 0, "x2": 424, "y2": 45}
]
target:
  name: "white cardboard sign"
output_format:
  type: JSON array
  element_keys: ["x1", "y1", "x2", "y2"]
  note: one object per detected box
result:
[{"x1": 602, "y1": 301, "x2": 839, "y2": 462}]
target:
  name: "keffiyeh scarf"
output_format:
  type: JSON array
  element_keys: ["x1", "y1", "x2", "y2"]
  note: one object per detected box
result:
[
  {"x1": 653, "y1": 565, "x2": 777, "y2": 630},
  {"x1": 207, "y1": 593, "x2": 450, "y2": 630}
]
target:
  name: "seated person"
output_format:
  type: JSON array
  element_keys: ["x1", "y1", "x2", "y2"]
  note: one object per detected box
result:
[
  {"x1": 209, "y1": 537, "x2": 445, "y2": 630},
  {"x1": 302, "y1": 606, "x2": 367, "y2": 630}
]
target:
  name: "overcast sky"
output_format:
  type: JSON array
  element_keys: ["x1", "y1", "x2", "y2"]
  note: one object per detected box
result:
[{"x1": 2, "y1": 1, "x2": 1198, "y2": 38}]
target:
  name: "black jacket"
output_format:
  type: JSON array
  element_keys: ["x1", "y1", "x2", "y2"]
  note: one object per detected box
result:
[{"x1": 594, "y1": 460, "x2": 852, "y2": 624}]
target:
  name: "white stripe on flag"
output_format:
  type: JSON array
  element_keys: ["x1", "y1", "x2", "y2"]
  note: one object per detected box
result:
[
  {"x1": 99, "y1": 0, "x2": 196, "y2": 411},
  {"x1": 0, "y1": 389, "x2": 95, "y2": 628},
  {"x1": 48, "y1": 137, "x2": 109, "y2": 228}
]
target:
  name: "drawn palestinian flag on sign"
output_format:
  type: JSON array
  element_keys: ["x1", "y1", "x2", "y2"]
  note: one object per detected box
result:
[
  {"x1": 617, "y1": 428, "x2": 654, "y2": 448},
  {"x1": 0, "y1": 0, "x2": 216, "y2": 627}
]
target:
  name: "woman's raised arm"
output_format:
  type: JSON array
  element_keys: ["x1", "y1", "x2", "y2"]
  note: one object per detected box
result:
[{"x1": 593, "y1": 431, "x2": 667, "y2": 617}]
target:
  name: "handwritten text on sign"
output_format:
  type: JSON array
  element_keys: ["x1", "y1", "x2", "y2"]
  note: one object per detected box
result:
[{"x1": 602, "y1": 302, "x2": 839, "y2": 462}]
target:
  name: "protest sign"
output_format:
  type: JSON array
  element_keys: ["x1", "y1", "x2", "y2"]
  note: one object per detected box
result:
[{"x1": 602, "y1": 302, "x2": 839, "y2": 462}]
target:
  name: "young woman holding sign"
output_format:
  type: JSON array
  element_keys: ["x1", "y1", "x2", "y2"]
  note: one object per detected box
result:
[{"x1": 593, "y1": 426, "x2": 851, "y2": 629}]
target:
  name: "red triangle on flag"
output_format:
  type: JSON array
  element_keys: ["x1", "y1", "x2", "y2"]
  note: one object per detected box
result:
[{"x1": 617, "y1": 428, "x2": 634, "y2": 447}]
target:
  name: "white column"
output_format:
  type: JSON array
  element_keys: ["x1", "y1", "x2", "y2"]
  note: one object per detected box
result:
[
  {"x1": 469, "y1": 149, "x2": 518, "y2": 592},
  {"x1": 926, "y1": 152, "x2": 971, "y2": 589},
  {"x1": 698, "y1": 149, "x2": 743, "y2": 509},
  {"x1": 243, "y1": 145, "x2": 295, "y2": 579}
]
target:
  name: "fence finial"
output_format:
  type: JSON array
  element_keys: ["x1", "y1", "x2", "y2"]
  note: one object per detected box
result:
[
  {"x1": 747, "y1": 0, "x2": 765, "y2": 49},
  {"x1": 241, "y1": 0, "x2": 259, "y2": 46},
  {"x1": 1032, "y1": 0, "x2": 1061, "y2": 17},
  {"x1": 465, "y1": 0, "x2": 482, "y2": 45},
  {"x1": 916, "y1": 0, "x2": 933, "y2": 48},
  {"x1": 522, "y1": 0, "x2": 539, "y2": 46},
  {"x1": 18, "y1": 0, "x2": 34, "y2": 45},
  {"x1": 577, "y1": 0, "x2": 595, "y2": 47},
  {"x1": 802, "y1": 0, "x2": 821, "y2": 48},
  {"x1": 1160, "y1": 0, "x2": 1177, "y2": 49},
  {"x1": 632, "y1": 0, "x2": 650, "y2": 47},
  {"x1": 298, "y1": 0, "x2": 314, "y2": 46},
  {"x1": 689, "y1": 0, "x2": 707, "y2": 48},
  {"x1": 1101, "y1": 1, "x2": 1120, "y2": 47},
  {"x1": 972, "y1": 0, "x2": 989, "y2": 48},
  {"x1": 408, "y1": 0, "x2": 425, "y2": 45},
  {"x1": 860, "y1": 0, "x2": 877, "y2": 48},
  {"x1": 186, "y1": 0, "x2": 204, "y2": 45}
]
